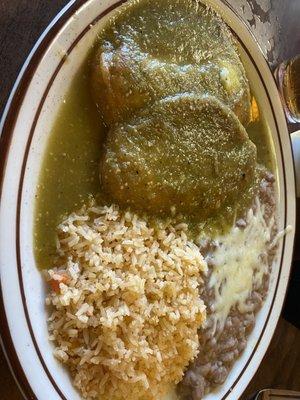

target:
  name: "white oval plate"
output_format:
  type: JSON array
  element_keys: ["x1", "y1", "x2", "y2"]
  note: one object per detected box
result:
[{"x1": 0, "y1": 1, "x2": 296, "y2": 399}]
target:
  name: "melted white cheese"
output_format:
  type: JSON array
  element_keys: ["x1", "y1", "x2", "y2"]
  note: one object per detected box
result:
[{"x1": 208, "y1": 198, "x2": 277, "y2": 333}]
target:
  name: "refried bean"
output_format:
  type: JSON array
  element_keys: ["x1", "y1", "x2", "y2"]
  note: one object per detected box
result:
[{"x1": 177, "y1": 171, "x2": 277, "y2": 400}]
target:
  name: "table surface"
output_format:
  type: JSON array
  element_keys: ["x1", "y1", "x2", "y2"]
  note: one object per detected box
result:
[{"x1": 0, "y1": 0, "x2": 299, "y2": 399}]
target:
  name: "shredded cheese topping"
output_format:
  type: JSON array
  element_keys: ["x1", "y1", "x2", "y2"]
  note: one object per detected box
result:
[{"x1": 209, "y1": 198, "x2": 275, "y2": 333}]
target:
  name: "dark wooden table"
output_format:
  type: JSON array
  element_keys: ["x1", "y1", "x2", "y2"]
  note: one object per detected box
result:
[{"x1": 0, "y1": 1, "x2": 299, "y2": 399}]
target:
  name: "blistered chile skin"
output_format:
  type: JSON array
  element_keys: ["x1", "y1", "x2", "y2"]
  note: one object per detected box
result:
[
  {"x1": 100, "y1": 94, "x2": 257, "y2": 219},
  {"x1": 91, "y1": 0, "x2": 251, "y2": 126}
]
